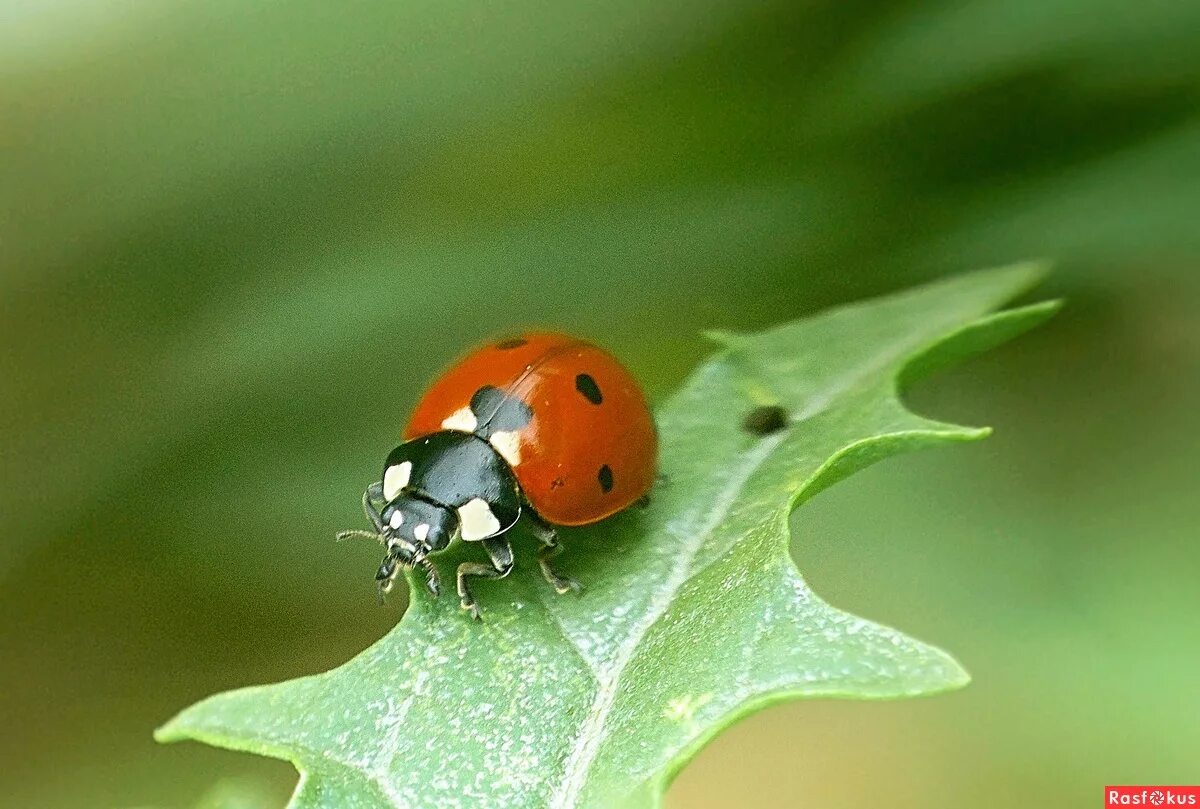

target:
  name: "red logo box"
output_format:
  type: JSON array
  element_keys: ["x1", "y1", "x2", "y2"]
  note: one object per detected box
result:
[{"x1": 1106, "y1": 787, "x2": 1200, "y2": 806}]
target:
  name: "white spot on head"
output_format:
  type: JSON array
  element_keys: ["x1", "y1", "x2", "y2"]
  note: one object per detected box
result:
[
  {"x1": 413, "y1": 523, "x2": 430, "y2": 542},
  {"x1": 457, "y1": 497, "x2": 501, "y2": 541},
  {"x1": 489, "y1": 430, "x2": 522, "y2": 466},
  {"x1": 442, "y1": 406, "x2": 478, "y2": 433},
  {"x1": 389, "y1": 510, "x2": 404, "y2": 530},
  {"x1": 383, "y1": 461, "x2": 412, "y2": 501}
]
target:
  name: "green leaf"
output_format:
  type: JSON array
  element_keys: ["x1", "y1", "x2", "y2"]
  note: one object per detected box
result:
[{"x1": 156, "y1": 264, "x2": 1057, "y2": 808}]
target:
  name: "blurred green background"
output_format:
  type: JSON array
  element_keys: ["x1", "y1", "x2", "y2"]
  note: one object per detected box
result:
[{"x1": 3, "y1": 1, "x2": 1197, "y2": 807}]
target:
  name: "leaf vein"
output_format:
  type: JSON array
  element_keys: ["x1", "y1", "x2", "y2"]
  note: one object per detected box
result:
[{"x1": 548, "y1": 431, "x2": 785, "y2": 808}]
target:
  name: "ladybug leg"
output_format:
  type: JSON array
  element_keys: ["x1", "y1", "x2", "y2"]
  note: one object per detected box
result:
[
  {"x1": 528, "y1": 517, "x2": 582, "y2": 596},
  {"x1": 456, "y1": 538, "x2": 513, "y2": 621},
  {"x1": 415, "y1": 557, "x2": 441, "y2": 598},
  {"x1": 375, "y1": 553, "x2": 402, "y2": 604},
  {"x1": 362, "y1": 481, "x2": 386, "y2": 533}
]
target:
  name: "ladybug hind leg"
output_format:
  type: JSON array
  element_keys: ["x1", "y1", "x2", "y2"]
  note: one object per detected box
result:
[
  {"x1": 527, "y1": 515, "x2": 583, "y2": 596},
  {"x1": 457, "y1": 537, "x2": 514, "y2": 621}
]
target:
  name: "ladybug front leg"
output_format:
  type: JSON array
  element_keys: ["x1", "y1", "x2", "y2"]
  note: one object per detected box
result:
[
  {"x1": 361, "y1": 480, "x2": 386, "y2": 533},
  {"x1": 415, "y1": 557, "x2": 441, "y2": 598},
  {"x1": 456, "y1": 537, "x2": 514, "y2": 621},
  {"x1": 375, "y1": 553, "x2": 402, "y2": 604},
  {"x1": 527, "y1": 516, "x2": 582, "y2": 596}
]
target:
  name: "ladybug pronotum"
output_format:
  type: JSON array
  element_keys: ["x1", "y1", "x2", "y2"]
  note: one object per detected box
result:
[{"x1": 338, "y1": 332, "x2": 657, "y2": 619}]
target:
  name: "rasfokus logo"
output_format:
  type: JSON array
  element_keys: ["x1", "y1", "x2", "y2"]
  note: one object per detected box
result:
[{"x1": 1106, "y1": 786, "x2": 1200, "y2": 806}]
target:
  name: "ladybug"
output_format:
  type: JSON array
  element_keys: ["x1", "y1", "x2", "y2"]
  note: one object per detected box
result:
[{"x1": 337, "y1": 332, "x2": 657, "y2": 619}]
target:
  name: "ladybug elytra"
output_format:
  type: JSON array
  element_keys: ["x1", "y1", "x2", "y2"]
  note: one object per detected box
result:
[{"x1": 338, "y1": 332, "x2": 657, "y2": 619}]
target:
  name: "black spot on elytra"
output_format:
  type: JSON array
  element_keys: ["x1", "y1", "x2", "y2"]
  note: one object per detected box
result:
[
  {"x1": 598, "y1": 464, "x2": 614, "y2": 493},
  {"x1": 575, "y1": 373, "x2": 603, "y2": 405},
  {"x1": 742, "y1": 405, "x2": 789, "y2": 436},
  {"x1": 469, "y1": 385, "x2": 533, "y2": 438},
  {"x1": 496, "y1": 337, "x2": 527, "y2": 350}
]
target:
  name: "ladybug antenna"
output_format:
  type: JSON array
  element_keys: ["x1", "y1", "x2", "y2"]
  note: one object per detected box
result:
[{"x1": 336, "y1": 529, "x2": 385, "y2": 545}]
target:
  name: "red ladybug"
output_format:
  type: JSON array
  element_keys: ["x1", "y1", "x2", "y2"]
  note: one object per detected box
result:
[{"x1": 338, "y1": 332, "x2": 657, "y2": 619}]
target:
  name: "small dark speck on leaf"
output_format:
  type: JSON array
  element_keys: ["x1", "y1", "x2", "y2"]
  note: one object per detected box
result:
[{"x1": 742, "y1": 405, "x2": 789, "y2": 436}]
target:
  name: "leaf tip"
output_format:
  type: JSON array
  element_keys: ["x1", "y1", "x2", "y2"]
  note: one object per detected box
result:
[
  {"x1": 964, "y1": 425, "x2": 992, "y2": 441},
  {"x1": 1013, "y1": 256, "x2": 1054, "y2": 281},
  {"x1": 897, "y1": 296, "x2": 1060, "y2": 395},
  {"x1": 1032, "y1": 297, "x2": 1065, "y2": 320},
  {"x1": 906, "y1": 642, "x2": 972, "y2": 697},
  {"x1": 701, "y1": 328, "x2": 741, "y2": 347},
  {"x1": 152, "y1": 688, "x2": 272, "y2": 754},
  {"x1": 155, "y1": 692, "x2": 216, "y2": 741},
  {"x1": 980, "y1": 258, "x2": 1054, "y2": 294},
  {"x1": 940, "y1": 650, "x2": 973, "y2": 691},
  {"x1": 942, "y1": 660, "x2": 972, "y2": 694},
  {"x1": 154, "y1": 717, "x2": 187, "y2": 745}
]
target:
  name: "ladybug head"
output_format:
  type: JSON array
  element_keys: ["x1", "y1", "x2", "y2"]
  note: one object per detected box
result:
[
  {"x1": 369, "y1": 492, "x2": 456, "y2": 598},
  {"x1": 378, "y1": 493, "x2": 455, "y2": 563}
]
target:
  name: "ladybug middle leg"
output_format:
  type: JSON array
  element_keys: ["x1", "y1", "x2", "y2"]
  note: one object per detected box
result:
[
  {"x1": 527, "y1": 515, "x2": 582, "y2": 596},
  {"x1": 457, "y1": 537, "x2": 514, "y2": 621}
]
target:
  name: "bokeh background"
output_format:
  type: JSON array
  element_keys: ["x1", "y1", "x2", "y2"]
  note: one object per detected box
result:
[{"x1": 3, "y1": 1, "x2": 1198, "y2": 807}]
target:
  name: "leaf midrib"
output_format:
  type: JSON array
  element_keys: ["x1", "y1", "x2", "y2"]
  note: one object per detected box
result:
[
  {"x1": 548, "y1": 322, "x2": 956, "y2": 806},
  {"x1": 548, "y1": 419, "x2": 788, "y2": 807}
]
